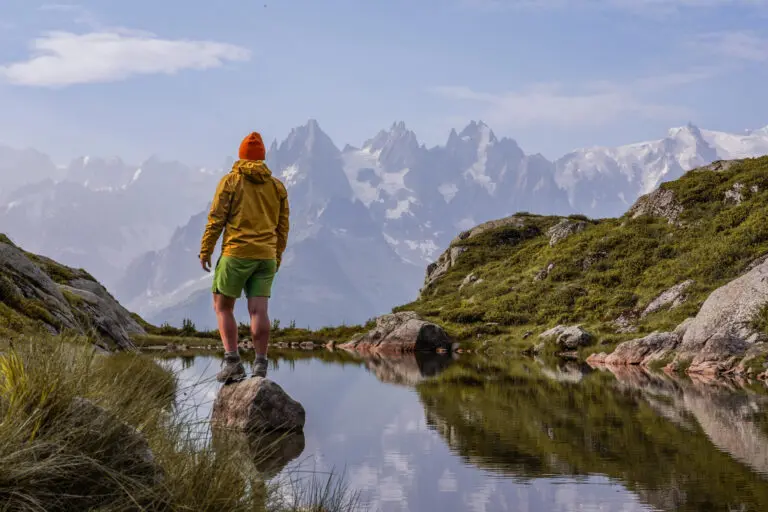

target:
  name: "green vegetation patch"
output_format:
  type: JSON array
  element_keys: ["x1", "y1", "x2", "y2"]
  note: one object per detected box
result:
[
  {"x1": 0, "y1": 273, "x2": 60, "y2": 330},
  {"x1": 399, "y1": 156, "x2": 768, "y2": 348},
  {"x1": 24, "y1": 253, "x2": 97, "y2": 285},
  {"x1": 0, "y1": 335, "x2": 360, "y2": 511},
  {"x1": 0, "y1": 233, "x2": 15, "y2": 247},
  {"x1": 753, "y1": 305, "x2": 768, "y2": 334}
]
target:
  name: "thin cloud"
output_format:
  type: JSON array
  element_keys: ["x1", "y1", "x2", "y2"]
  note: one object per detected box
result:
[
  {"x1": 427, "y1": 71, "x2": 705, "y2": 130},
  {"x1": 695, "y1": 31, "x2": 768, "y2": 61},
  {"x1": 0, "y1": 30, "x2": 251, "y2": 87},
  {"x1": 460, "y1": 0, "x2": 768, "y2": 13},
  {"x1": 37, "y1": 3, "x2": 101, "y2": 29}
]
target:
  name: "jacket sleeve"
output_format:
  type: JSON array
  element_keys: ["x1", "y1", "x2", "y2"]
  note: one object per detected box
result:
[
  {"x1": 200, "y1": 176, "x2": 233, "y2": 261},
  {"x1": 276, "y1": 190, "x2": 290, "y2": 267}
]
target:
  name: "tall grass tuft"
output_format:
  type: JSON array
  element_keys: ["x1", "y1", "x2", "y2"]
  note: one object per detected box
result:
[{"x1": 0, "y1": 335, "x2": 361, "y2": 511}]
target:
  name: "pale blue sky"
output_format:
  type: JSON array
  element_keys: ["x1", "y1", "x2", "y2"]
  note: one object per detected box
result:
[{"x1": 0, "y1": 0, "x2": 766, "y2": 166}]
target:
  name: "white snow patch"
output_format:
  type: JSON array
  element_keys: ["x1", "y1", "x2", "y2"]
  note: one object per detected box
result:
[
  {"x1": 702, "y1": 127, "x2": 768, "y2": 159},
  {"x1": 385, "y1": 198, "x2": 416, "y2": 219},
  {"x1": 463, "y1": 124, "x2": 496, "y2": 194},
  {"x1": 342, "y1": 149, "x2": 412, "y2": 207},
  {"x1": 280, "y1": 165, "x2": 302, "y2": 187},
  {"x1": 438, "y1": 183, "x2": 458, "y2": 203},
  {"x1": 132, "y1": 168, "x2": 143, "y2": 182}
]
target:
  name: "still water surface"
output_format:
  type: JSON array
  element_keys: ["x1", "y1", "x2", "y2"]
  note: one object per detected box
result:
[{"x1": 165, "y1": 352, "x2": 768, "y2": 512}]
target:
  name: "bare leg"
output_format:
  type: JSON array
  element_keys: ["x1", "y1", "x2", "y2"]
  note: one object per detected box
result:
[
  {"x1": 248, "y1": 296, "x2": 270, "y2": 358},
  {"x1": 214, "y1": 294, "x2": 238, "y2": 353}
]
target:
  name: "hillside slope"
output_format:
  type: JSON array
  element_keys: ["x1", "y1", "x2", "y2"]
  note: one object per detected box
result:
[
  {"x1": 397, "y1": 157, "x2": 768, "y2": 366},
  {"x1": 0, "y1": 235, "x2": 144, "y2": 349}
]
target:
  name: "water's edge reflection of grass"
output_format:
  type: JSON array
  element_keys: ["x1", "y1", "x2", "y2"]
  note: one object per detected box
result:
[{"x1": 165, "y1": 348, "x2": 768, "y2": 512}]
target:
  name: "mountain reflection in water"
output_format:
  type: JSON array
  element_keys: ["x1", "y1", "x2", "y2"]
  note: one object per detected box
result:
[{"x1": 167, "y1": 351, "x2": 768, "y2": 512}]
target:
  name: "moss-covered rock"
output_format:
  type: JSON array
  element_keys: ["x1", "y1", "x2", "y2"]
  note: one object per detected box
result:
[{"x1": 0, "y1": 235, "x2": 143, "y2": 348}]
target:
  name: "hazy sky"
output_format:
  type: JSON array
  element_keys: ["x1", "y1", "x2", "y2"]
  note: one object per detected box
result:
[{"x1": 0, "y1": 0, "x2": 766, "y2": 166}]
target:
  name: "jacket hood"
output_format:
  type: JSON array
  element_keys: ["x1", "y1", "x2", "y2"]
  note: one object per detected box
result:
[{"x1": 233, "y1": 159, "x2": 272, "y2": 184}]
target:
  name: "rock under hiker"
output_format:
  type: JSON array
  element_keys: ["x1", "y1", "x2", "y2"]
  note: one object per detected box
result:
[{"x1": 199, "y1": 132, "x2": 290, "y2": 383}]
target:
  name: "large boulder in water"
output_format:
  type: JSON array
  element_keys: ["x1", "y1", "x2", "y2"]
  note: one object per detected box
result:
[
  {"x1": 212, "y1": 378, "x2": 306, "y2": 433},
  {"x1": 340, "y1": 311, "x2": 453, "y2": 354},
  {"x1": 211, "y1": 429, "x2": 306, "y2": 479}
]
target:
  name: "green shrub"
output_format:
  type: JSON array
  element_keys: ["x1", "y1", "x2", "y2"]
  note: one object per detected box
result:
[
  {"x1": 753, "y1": 306, "x2": 768, "y2": 334},
  {"x1": 444, "y1": 306, "x2": 486, "y2": 324},
  {"x1": 0, "y1": 234, "x2": 14, "y2": 247}
]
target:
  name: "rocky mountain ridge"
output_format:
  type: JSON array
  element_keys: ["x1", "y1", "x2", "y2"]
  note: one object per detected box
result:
[
  {"x1": 2, "y1": 120, "x2": 767, "y2": 329},
  {"x1": 399, "y1": 156, "x2": 768, "y2": 379}
]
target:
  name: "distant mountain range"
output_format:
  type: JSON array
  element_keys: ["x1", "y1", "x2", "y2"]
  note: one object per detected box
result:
[{"x1": 1, "y1": 121, "x2": 767, "y2": 329}]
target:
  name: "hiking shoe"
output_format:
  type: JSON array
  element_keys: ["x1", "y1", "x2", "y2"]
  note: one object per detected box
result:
[
  {"x1": 252, "y1": 358, "x2": 268, "y2": 379},
  {"x1": 216, "y1": 360, "x2": 246, "y2": 384}
]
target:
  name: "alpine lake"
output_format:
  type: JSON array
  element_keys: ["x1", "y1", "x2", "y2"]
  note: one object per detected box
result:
[{"x1": 158, "y1": 349, "x2": 768, "y2": 512}]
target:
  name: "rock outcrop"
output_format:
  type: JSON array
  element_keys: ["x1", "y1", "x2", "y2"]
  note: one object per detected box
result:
[
  {"x1": 724, "y1": 183, "x2": 745, "y2": 205},
  {"x1": 671, "y1": 257, "x2": 768, "y2": 374},
  {"x1": 459, "y1": 272, "x2": 479, "y2": 290},
  {"x1": 421, "y1": 215, "x2": 532, "y2": 295},
  {"x1": 700, "y1": 159, "x2": 741, "y2": 172},
  {"x1": 534, "y1": 262, "x2": 555, "y2": 282},
  {"x1": 539, "y1": 325, "x2": 594, "y2": 350},
  {"x1": 340, "y1": 311, "x2": 453, "y2": 354},
  {"x1": 627, "y1": 188, "x2": 683, "y2": 225},
  {"x1": 611, "y1": 281, "x2": 694, "y2": 334},
  {"x1": 0, "y1": 238, "x2": 143, "y2": 349},
  {"x1": 212, "y1": 377, "x2": 306, "y2": 433},
  {"x1": 547, "y1": 219, "x2": 587, "y2": 247},
  {"x1": 641, "y1": 280, "x2": 694, "y2": 318},
  {"x1": 594, "y1": 332, "x2": 680, "y2": 366},
  {"x1": 457, "y1": 215, "x2": 527, "y2": 241},
  {"x1": 592, "y1": 258, "x2": 768, "y2": 376},
  {"x1": 423, "y1": 246, "x2": 467, "y2": 293}
]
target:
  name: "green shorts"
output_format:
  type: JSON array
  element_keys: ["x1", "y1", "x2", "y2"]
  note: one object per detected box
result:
[{"x1": 212, "y1": 256, "x2": 277, "y2": 299}]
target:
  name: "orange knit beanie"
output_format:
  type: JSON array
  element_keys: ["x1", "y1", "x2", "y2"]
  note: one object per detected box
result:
[{"x1": 239, "y1": 132, "x2": 266, "y2": 161}]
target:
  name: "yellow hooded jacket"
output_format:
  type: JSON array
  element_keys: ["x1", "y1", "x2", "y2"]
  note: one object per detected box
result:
[{"x1": 200, "y1": 160, "x2": 290, "y2": 267}]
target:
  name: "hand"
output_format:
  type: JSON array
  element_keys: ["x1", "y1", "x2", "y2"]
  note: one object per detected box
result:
[{"x1": 201, "y1": 256, "x2": 212, "y2": 273}]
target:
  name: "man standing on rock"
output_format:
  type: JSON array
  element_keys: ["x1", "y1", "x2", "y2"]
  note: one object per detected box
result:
[{"x1": 199, "y1": 132, "x2": 290, "y2": 383}]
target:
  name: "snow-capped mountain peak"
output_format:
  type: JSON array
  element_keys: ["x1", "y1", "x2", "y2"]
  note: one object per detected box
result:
[
  {"x1": 361, "y1": 121, "x2": 421, "y2": 165},
  {"x1": 457, "y1": 120, "x2": 497, "y2": 145},
  {"x1": 266, "y1": 120, "x2": 353, "y2": 208},
  {"x1": 663, "y1": 122, "x2": 718, "y2": 171}
]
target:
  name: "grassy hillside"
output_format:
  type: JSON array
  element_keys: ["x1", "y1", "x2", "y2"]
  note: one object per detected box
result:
[{"x1": 396, "y1": 156, "x2": 768, "y2": 353}]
